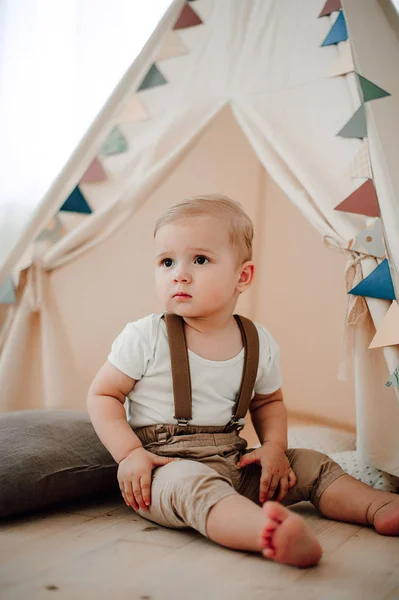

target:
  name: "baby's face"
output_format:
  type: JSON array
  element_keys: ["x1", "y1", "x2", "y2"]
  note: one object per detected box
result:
[{"x1": 154, "y1": 215, "x2": 242, "y2": 319}]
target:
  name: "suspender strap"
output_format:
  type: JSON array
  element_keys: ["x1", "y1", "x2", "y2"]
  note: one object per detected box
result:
[
  {"x1": 230, "y1": 315, "x2": 259, "y2": 421},
  {"x1": 164, "y1": 313, "x2": 259, "y2": 427},
  {"x1": 164, "y1": 313, "x2": 192, "y2": 425}
]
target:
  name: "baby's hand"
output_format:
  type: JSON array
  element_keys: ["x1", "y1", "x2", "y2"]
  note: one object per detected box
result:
[
  {"x1": 117, "y1": 447, "x2": 180, "y2": 511},
  {"x1": 237, "y1": 441, "x2": 297, "y2": 503}
]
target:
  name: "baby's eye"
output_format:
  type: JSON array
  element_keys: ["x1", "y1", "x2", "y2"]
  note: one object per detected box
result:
[
  {"x1": 194, "y1": 255, "x2": 209, "y2": 265},
  {"x1": 161, "y1": 258, "x2": 174, "y2": 268}
]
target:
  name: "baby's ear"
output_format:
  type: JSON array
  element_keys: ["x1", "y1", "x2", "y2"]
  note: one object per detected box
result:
[{"x1": 237, "y1": 262, "x2": 255, "y2": 291}]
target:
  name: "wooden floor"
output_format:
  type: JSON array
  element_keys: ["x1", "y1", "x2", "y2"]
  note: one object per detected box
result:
[{"x1": 1, "y1": 491, "x2": 399, "y2": 600}]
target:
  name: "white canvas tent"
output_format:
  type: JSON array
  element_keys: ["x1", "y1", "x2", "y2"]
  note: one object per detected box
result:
[{"x1": 0, "y1": 0, "x2": 399, "y2": 476}]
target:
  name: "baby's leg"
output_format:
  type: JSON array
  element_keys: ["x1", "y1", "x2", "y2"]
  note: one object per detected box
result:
[
  {"x1": 284, "y1": 449, "x2": 399, "y2": 535},
  {"x1": 206, "y1": 496, "x2": 322, "y2": 567},
  {"x1": 138, "y1": 458, "x2": 322, "y2": 567}
]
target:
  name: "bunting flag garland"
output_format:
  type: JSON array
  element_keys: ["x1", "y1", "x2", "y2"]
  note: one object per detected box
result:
[
  {"x1": 157, "y1": 30, "x2": 188, "y2": 62},
  {"x1": 319, "y1": 0, "x2": 342, "y2": 17},
  {"x1": 349, "y1": 259, "x2": 395, "y2": 301},
  {"x1": 385, "y1": 367, "x2": 399, "y2": 388},
  {"x1": 357, "y1": 75, "x2": 391, "y2": 103},
  {"x1": 321, "y1": 11, "x2": 348, "y2": 46},
  {"x1": 173, "y1": 3, "x2": 203, "y2": 30},
  {"x1": 334, "y1": 179, "x2": 380, "y2": 218},
  {"x1": 101, "y1": 127, "x2": 128, "y2": 156},
  {"x1": 337, "y1": 104, "x2": 367, "y2": 139},
  {"x1": 36, "y1": 215, "x2": 65, "y2": 243},
  {"x1": 60, "y1": 186, "x2": 92, "y2": 214},
  {"x1": 369, "y1": 301, "x2": 399, "y2": 349},
  {"x1": 117, "y1": 95, "x2": 149, "y2": 124},
  {"x1": 80, "y1": 157, "x2": 107, "y2": 183},
  {"x1": 137, "y1": 64, "x2": 168, "y2": 91},
  {"x1": 0, "y1": 277, "x2": 16, "y2": 304},
  {"x1": 330, "y1": 41, "x2": 354, "y2": 77},
  {"x1": 348, "y1": 219, "x2": 385, "y2": 259},
  {"x1": 345, "y1": 140, "x2": 372, "y2": 180}
]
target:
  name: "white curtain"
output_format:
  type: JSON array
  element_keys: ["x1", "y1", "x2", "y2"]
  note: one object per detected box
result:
[{"x1": 0, "y1": 0, "x2": 173, "y2": 280}]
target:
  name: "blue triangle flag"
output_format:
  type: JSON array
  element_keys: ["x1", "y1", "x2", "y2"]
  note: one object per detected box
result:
[
  {"x1": 321, "y1": 11, "x2": 348, "y2": 46},
  {"x1": 0, "y1": 277, "x2": 16, "y2": 304},
  {"x1": 60, "y1": 186, "x2": 92, "y2": 214},
  {"x1": 349, "y1": 259, "x2": 395, "y2": 301}
]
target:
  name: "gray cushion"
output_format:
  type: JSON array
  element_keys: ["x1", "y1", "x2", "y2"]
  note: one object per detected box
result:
[{"x1": 0, "y1": 409, "x2": 118, "y2": 519}]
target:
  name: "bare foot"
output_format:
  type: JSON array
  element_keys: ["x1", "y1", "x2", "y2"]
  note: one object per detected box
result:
[
  {"x1": 368, "y1": 493, "x2": 399, "y2": 536},
  {"x1": 261, "y1": 501, "x2": 322, "y2": 568}
]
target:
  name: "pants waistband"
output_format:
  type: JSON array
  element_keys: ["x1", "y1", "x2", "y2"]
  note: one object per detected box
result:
[{"x1": 133, "y1": 423, "x2": 243, "y2": 445}]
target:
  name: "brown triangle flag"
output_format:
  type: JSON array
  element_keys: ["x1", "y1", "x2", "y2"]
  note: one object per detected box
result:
[
  {"x1": 319, "y1": 0, "x2": 342, "y2": 17},
  {"x1": 334, "y1": 179, "x2": 380, "y2": 217},
  {"x1": 174, "y1": 3, "x2": 203, "y2": 30}
]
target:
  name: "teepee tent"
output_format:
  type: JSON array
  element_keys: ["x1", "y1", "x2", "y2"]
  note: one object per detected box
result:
[{"x1": 1, "y1": 0, "x2": 399, "y2": 477}]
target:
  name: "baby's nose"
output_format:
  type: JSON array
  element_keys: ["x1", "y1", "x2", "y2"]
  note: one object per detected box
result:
[{"x1": 173, "y1": 268, "x2": 191, "y2": 283}]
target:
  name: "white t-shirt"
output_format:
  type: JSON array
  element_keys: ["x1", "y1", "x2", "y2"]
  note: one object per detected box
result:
[{"x1": 108, "y1": 313, "x2": 282, "y2": 428}]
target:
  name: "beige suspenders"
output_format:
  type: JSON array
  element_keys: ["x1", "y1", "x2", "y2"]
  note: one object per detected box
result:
[{"x1": 164, "y1": 313, "x2": 260, "y2": 429}]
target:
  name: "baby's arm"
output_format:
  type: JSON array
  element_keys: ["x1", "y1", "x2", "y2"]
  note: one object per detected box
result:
[
  {"x1": 249, "y1": 388, "x2": 288, "y2": 451},
  {"x1": 87, "y1": 360, "x2": 143, "y2": 463}
]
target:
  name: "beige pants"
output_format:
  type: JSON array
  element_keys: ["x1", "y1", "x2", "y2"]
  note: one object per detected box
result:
[{"x1": 133, "y1": 424, "x2": 346, "y2": 537}]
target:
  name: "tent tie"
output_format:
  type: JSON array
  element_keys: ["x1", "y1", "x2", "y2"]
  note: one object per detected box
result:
[
  {"x1": 26, "y1": 261, "x2": 45, "y2": 313},
  {"x1": 324, "y1": 235, "x2": 368, "y2": 380}
]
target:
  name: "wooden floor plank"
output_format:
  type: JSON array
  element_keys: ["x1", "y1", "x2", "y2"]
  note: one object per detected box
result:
[{"x1": 2, "y1": 495, "x2": 399, "y2": 600}]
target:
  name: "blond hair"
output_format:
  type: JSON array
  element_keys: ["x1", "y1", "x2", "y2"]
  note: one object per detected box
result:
[{"x1": 153, "y1": 194, "x2": 253, "y2": 264}]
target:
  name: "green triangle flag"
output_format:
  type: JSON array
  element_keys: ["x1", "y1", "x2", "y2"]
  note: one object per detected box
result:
[
  {"x1": 101, "y1": 127, "x2": 128, "y2": 156},
  {"x1": 337, "y1": 104, "x2": 367, "y2": 139},
  {"x1": 138, "y1": 64, "x2": 167, "y2": 91},
  {"x1": 0, "y1": 277, "x2": 16, "y2": 304},
  {"x1": 357, "y1": 75, "x2": 391, "y2": 103}
]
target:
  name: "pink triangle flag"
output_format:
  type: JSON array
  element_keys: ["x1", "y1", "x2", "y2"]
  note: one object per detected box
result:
[
  {"x1": 369, "y1": 301, "x2": 399, "y2": 349},
  {"x1": 81, "y1": 158, "x2": 107, "y2": 183},
  {"x1": 334, "y1": 179, "x2": 380, "y2": 218}
]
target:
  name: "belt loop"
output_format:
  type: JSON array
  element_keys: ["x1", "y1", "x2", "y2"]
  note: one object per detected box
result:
[{"x1": 154, "y1": 424, "x2": 169, "y2": 442}]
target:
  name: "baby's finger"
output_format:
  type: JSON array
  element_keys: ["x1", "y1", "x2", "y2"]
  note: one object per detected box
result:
[
  {"x1": 275, "y1": 475, "x2": 289, "y2": 502},
  {"x1": 133, "y1": 477, "x2": 147, "y2": 511},
  {"x1": 124, "y1": 480, "x2": 139, "y2": 511},
  {"x1": 288, "y1": 468, "x2": 297, "y2": 488},
  {"x1": 140, "y1": 473, "x2": 152, "y2": 507},
  {"x1": 259, "y1": 472, "x2": 271, "y2": 503},
  {"x1": 266, "y1": 474, "x2": 279, "y2": 500}
]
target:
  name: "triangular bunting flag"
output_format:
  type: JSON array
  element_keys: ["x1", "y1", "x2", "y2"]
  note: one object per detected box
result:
[
  {"x1": 36, "y1": 215, "x2": 65, "y2": 243},
  {"x1": 173, "y1": 3, "x2": 203, "y2": 30},
  {"x1": 337, "y1": 104, "x2": 367, "y2": 139},
  {"x1": 80, "y1": 157, "x2": 107, "y2": 183},
  {"x1": 349, "y1": 259, "x2": 395, "y2": 301},
  {"x1": 117, "y1": 95, "x2": 149, "y2": 124},
  {"x1": 157, "y1": 30, "x2": 188, "y2": 61},
  {"x1": 334, "y1": 179, "x2": 380, "y2": 218},
  {"x1": 369, "y1": 301, "x2": 399, "y2": 349},
  {"x1": 330, "y1": 41, "x2": 354, "y2": 77},
  {"x1": 101, "y1": 127, "x2": 128, "y2": 156},
  {"x1": 60, "y1": 186, "x2": 92, "y2": 214},
  {"x1": 0, "y1": 277, "x2": 16, "y2": 304},
  {"x1": 319, "y1": 0, "x2": 342, "y2": 17},
  {"x1": 321, "y1": 11, "x2": 348, "y2": 46},
  {"x1": 137, "y1": 64, "x2": 168, "y2": 91},
  {"x1": 348, "y1": 218, "x2": 385, "y2": 258},
  {"x1": 357, "y1": 74, "x2": 391, "y2": 103},
  {"x1": 385, "y1": 366, "x2": 399, "y2": 388},
  {"x1": 345, "y1": 140, "x2": 372, "y2": 180}
]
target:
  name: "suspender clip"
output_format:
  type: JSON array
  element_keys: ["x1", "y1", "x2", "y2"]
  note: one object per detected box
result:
[
  {"x1": 227, "y1": 416, "x2": 241, "y2": 428},
  {"x1": 174, "y1": 417, "x2": 191, "y2": 427}
]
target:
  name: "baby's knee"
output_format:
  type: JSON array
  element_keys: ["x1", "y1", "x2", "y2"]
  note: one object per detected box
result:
[{"x1": 287, "y1": 448, "x2": 345, "y2": 507}]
